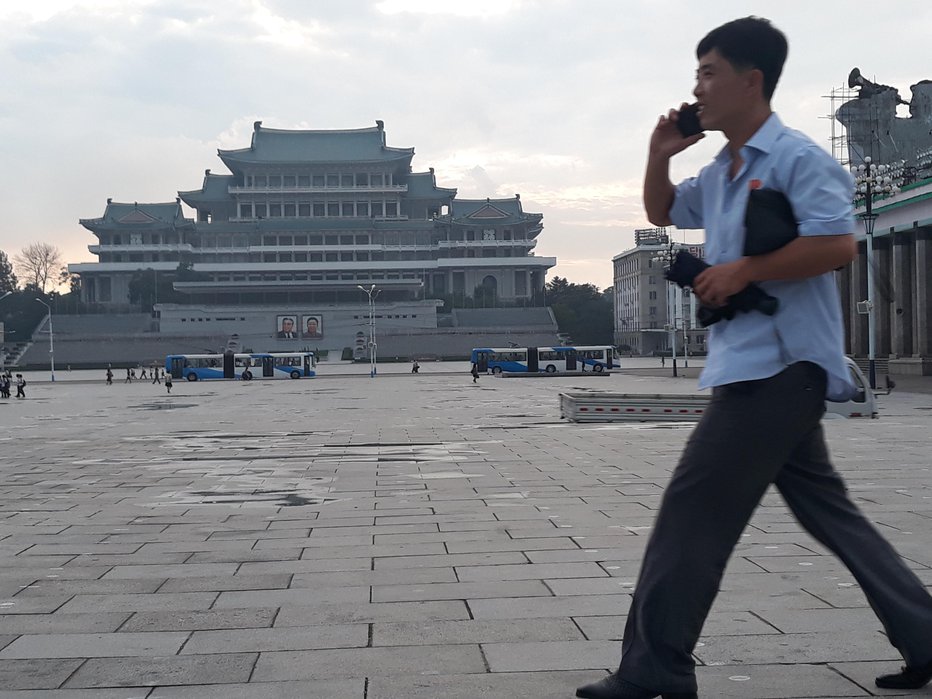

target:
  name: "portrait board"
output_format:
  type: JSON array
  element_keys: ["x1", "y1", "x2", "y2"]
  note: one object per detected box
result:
[
  {"x1": 276, "y1": 315, "x2": 298, "y2": 339},
  {"x1": 301, "y1": 314, "x2": 323, "y2": 339}
]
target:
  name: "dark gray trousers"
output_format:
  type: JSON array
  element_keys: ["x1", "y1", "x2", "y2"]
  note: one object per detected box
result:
[{"x1": 617, "y1": 362, "x2": 932, "y2": 693}]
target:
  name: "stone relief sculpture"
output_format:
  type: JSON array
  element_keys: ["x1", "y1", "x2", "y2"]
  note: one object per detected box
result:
[{"x1": 836, "y1": 67, "x2": 932, "y2": 170}]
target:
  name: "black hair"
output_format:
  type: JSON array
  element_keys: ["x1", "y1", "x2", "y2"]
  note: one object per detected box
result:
[{"x1": 696, "y1": 16, "x2": 788, "y2": 100}]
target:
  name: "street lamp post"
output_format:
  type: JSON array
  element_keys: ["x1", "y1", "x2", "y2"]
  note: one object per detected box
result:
[
  {"x1": 666, "y1": 322, "x2": 678, "y2": 377},
  {"x1": 862, "y1": 205, "x2": 878, "y2": 391},
  {"x1": 357, "y1": 284, "x2": 379, "y2": 378},
  {"x1": 852, "y1": 156, "x2": 904, "y2": 390},
  {"x1": 0, "y1": 291, "x2": 11, "y2": 371},
  {"x1": 653, "y1": 242, "x2": 680, "y2": 377},
  {"x1": 34, "y1": 297, "x2": 56, "y2": 382}
]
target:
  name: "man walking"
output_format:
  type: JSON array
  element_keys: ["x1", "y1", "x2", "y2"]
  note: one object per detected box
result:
[{"x1": 576, "y1": 16, "x2": 932, "y2": 699}]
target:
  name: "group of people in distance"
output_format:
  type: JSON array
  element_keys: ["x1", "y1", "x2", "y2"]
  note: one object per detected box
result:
[
  {"x1": 105, "y1": 365, "x2": 172, "y2": 393},
  {"x1": 0, "y1": 371, "x2": 25, "y2": 399}
]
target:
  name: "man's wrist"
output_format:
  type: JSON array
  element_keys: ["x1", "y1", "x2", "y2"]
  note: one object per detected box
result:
[{"x1": 737, "y1": 256, "x2": 758, "y2": 285}]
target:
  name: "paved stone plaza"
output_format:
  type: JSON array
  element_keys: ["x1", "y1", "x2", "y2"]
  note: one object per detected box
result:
[{"x1": 0, "y1": 362, "x2": 930, "y2": 698}]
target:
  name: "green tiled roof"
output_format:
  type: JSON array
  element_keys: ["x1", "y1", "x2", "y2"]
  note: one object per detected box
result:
[
  {"x1": 446, "y1": 197, "x2": 542, "y2": 227},
  {"x1": 405, "y1": 170, "x2": 457, "y2": 199},
  {"x1": 218, "y1": 122, "x2": 414, "y2": 167},
  {"x1": 79, "y1": 200, "x2": 195, "y2": 230},
  {"x1": 178, "y1": 171, "x2": 235, "y2": 205}
]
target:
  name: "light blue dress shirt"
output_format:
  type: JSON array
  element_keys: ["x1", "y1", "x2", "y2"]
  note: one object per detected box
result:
[{"x1": 669, "y1": 113, "x2": 857, "y2": 401}]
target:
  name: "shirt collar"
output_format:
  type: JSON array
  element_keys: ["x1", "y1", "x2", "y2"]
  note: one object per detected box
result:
[{"x1": 713, "y1": 112, "x2": 784, "y2": 165}]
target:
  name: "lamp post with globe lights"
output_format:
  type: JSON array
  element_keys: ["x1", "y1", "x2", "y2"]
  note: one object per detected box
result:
[
  {"x1": 357, "y1": 284, "x2": 380, "y2": 378},
  {"x1": 34, "y1": 297, "x2": 56, "y2": 382},
  {"x1": 652, "y1": 241, "x2": 686, "y2": 378},
  {"x1": 852, "y1": 156, "x2": 905, "y2": 389}
]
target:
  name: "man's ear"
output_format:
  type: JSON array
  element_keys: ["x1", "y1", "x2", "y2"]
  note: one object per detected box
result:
[{"x1": 746, "y1": 68, "x2": 765, "y2": 99}]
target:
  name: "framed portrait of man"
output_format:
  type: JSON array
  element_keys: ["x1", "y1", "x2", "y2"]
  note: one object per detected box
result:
[
  {"x1": 276, "y1": 315, "x2": 298, "y2": 339},
  {"x1": 302, "y1": 314, "x2": 323, "y2": 339}
]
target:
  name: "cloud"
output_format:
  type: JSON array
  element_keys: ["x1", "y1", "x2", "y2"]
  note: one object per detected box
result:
[
  {"x1": 3, "y1": 0, "x2": 932, "y2": 291},
  {"x1": 375, "y1": 0, "x2": 524, "y2": 16}
]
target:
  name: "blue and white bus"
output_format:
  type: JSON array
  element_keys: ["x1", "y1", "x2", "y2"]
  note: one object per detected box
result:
[
  {"x1": 470, "y1": 346, "x2": 619, "y2": 374},
  {"x1": 166, "y1": 352, "x2": 316, "y2": 381}
]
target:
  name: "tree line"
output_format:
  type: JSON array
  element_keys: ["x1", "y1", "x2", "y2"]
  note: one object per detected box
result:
[
  {"x1": 545, "y1": 276, "x2": 615, "y2": 346},
  {"x1": 2, "y1": 243, "x2": 618, "y2": 349},
  {"x1": 0, "y1": 243, "x2": 80, "y2": 348}
]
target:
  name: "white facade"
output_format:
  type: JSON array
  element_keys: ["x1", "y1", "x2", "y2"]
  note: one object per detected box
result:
[{"x1": 613, "y1": 229, "x2": 707, "y2": 356}]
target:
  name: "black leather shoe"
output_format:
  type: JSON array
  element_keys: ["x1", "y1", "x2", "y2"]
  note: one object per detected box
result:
[
  {"x1": 875, "y1": 657, "x2": 932, "y2": 689},
  {"x1": 575, "y1": 673, "x2": 698, "y2": 699}
]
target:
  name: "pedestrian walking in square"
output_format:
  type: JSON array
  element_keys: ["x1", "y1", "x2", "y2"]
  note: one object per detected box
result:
[
  {"x1": 576, "y1": 16, "x2": 932, "y2": 699},
  {"x1": 164, "y1": 373, "x2": 173, "y2": 394},
  {"x1": 14, "y1": 373, "x2": 25, "y2": 398}
]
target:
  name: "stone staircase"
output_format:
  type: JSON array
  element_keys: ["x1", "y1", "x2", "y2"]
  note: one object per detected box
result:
[{"x1": 1, "y1": 341, "x2": 32, "y2": 368}]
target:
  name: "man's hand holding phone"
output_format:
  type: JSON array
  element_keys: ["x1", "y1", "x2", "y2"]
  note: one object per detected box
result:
[
  {"x1": 649, "y1": 103, "x2": 705, "y2": 159},
  {"x1": 675, "y1": 103, "x2": 704, "y2": 137}
]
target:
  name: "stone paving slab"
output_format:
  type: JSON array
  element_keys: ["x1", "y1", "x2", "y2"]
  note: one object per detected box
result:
[
  {"x1": 0, "y1": 659, "x2": 84, "y2": 690},
  {"x1": 694, "y1": 629, "x2": 900, "y2": 665},
  {"x1": 0, "y1": 631, "x2": 189, "y2": 659},
  {"x1": 0, "y1": 690, "x2": 153, "y2": 698},
  {"x1": 0, "y1": 612, "x2": 131, "y2": 635},
  {"x1": 148, "y1": 678, "x2": 365, "y2": 698},
  {"x1": 484, "y1": 640, "x2": 625, "y2": 672},
  {"x1": 179, "y1": 623, "x2": 367, "y2": 654},
  {"x1": 272, "y1": 599, "x2": 471, "y2": 626},
  {"x1": 694, "y1": 664, "x2": 871, "y2": 697},
  {"x1": 119, "y1": 607, "x2": 276, "y2": 633},
  {"x1": 251, "y1": 644, "x2": 488, "y2": 681},
  {"x1": 371, "y1": 617, "x2": 583, "y2": 646},
  {"x1": 367, "y1": 670, "x2": 599, "y2": 699},
  {"x1": 1, "y1": 368, "x2": 930, "y2": 696},
  {"x1": 64, "y1": 652, "x2": 257, "y2": 688},
  {"x1": 573, "y1": 610, "x2": 777, "y2": 639}
]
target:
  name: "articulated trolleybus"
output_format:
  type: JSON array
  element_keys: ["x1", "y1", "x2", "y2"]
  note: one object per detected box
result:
[
  {"x1": 166, "y1": 352, "x2": 316, "y2": 381},
  {"x1": 471, "y1": 346, "x2": 619, "y2": 374}
]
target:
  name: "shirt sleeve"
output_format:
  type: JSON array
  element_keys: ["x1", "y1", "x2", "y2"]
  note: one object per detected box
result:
[
  {"x1": 669, "y1": 175, "x2": 704, "y2": 230},
  {"x1": 786, "y1": 145, "x2": 855, "y2": 237}
]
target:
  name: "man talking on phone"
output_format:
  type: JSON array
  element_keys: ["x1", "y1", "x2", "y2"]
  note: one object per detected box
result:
[{"x1": 576, "y1": 16, "x2": 932, "y2": 699}]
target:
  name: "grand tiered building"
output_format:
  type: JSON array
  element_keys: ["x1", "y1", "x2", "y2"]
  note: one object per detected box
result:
[{"x1": 71, "y1": 121, "x2": 554, "y2": 313}]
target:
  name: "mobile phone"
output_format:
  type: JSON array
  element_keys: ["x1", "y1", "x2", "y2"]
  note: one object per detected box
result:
[{"x1": 676, "y1": 103, "x2": 704, "y2": 138}]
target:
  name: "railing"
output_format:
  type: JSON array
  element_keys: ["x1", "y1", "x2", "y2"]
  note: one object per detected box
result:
[
  {"x1": 438, "y1": 240, "x2": 533, "y2": 247},
  {"x1": 227, "y1": 215, "x2": 409, "y2": 222},
  {"x1": 88, "y1": 244, "x2": 194, "y2": 254},
  {"x1": 227, "y1": 184, "x2": 408, "y2": 194}
]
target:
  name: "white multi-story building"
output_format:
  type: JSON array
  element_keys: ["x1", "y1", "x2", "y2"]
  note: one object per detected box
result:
[
  {"x1": 70, "y1": 121, "x2": 555, "y2": 317},
  {"x1": 613, "y1": 228, "x2": 707, "y2": 356}
]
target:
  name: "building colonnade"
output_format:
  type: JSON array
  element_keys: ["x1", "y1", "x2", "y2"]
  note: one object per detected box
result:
[{"x1": 838, "y1": 224, "x2": 932, "y2": 375}]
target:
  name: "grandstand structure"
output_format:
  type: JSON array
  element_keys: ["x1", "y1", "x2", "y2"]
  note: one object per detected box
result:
[{"x1": 46, "y1": 121, "x2": 560, "y2": 366}]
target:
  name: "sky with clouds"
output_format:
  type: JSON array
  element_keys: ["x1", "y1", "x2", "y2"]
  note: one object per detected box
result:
[{"x1": 2, "y1": 0, "x2": 930, "y2": 289}]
